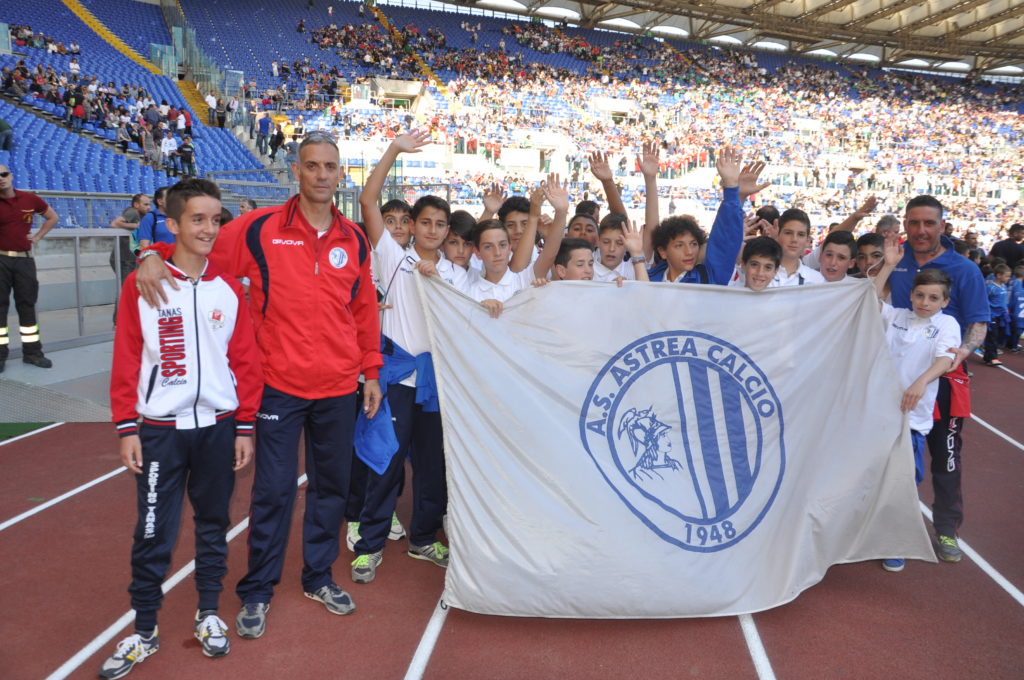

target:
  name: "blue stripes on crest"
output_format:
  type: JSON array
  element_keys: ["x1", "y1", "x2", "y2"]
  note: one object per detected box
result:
[
  {"x1": 719, "y1": 376, "x2": 753, "y2": 500},
  {"x1": 672, "y1": 362, "x2": 708, "y2": 520},
  {"x1": 688, "y1": 364, "x2": 731, "y2": 517}
]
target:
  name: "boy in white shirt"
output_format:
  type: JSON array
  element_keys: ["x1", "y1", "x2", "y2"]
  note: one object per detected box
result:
[
  {"x1": 463, "y1": 177, "x2": 568, "y2": 315},
  {"x1": 873, "y1": 234, "x2": 960, "y2": 573},
  {"x1": 592, "y1": 215, "x2": 635, "y2": 283},
  {"x1": 352, "y1": 130, "x2": 465, "y2": 584},
  {"x1": 818, "y1": 231, "x2": 857, "y2": 283}
]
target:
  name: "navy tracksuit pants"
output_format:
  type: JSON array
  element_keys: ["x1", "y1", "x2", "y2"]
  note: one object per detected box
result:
[
  {"x1": 129, "y1": 417, "x2": 236, "y2": 629},
  {"x1": 355, "y1": 383, "x2": 446, "y2": 555},
  {"x1": 236, "y1": 385, "x2": 356, "y2": 603}
]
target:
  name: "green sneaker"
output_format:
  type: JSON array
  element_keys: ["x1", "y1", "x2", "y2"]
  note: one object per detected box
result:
[
  {"x1": 388, "y1": 512, "x2": 407, "y2": 541},
  {"x1": 98, "y1": 628, "x2": 159, "y2": 679},
  {"x1": 346, "y1": 521, "x2": 360, "y2": 552},
  {"x1": 936, "y1": 535, "x2": 962, "y2": 563},
  {"x1": 408, "y1": 541, "x2": 449, "y2": 568},
  {"x1": 351, "y1": 550, "x2": 384, "y2": 583}
]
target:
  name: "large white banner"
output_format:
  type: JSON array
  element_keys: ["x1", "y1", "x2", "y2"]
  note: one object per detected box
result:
[{"x1": 418, "y1": 276, "x2": 936, "y2": 618}]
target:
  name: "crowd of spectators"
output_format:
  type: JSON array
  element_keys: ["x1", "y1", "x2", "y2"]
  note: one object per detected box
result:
[
  {"x1": 2, "y1": 58, "x2": 199, "y2": 175},
  {"x1": 7, "y1": 24, "x2": 81, "y2": 57}
]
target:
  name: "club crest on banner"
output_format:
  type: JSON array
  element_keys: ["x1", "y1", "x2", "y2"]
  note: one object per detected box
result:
[{"x1": 580, "y1": 331, "x2": 785, "y2": 553}]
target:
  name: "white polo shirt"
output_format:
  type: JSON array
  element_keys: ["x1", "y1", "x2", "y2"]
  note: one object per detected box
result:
[
  {"x1": 731, "y1": 261, "x2": 825, "y2": 288},
  {"x1": 374, "y1": 230, "x2": 467, "y2": 385},
  {"x1": 593, "y1": 255, "x2": 634, "y2": 283},
  {"x1": 463, "y1": 266, "x2": 534, "y2": 302},
  {"x1": 880, "y1": 304, "x2": 960, "y2": 434}
]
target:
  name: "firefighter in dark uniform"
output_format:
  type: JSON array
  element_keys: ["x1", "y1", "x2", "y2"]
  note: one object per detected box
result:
[{"x1": 0, "y1": 164, "x2": 58, "y2": 371}]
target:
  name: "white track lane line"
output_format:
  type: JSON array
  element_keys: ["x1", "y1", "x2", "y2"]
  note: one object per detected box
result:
[
  {"x1": 0, "y1": 422, "x2": 64, "y2": 447},
  {"x1": 45, "y1": 474, "x2": 309, "y2": 680},
  {"x1": 918, "y1": 502, "x2": 1024, "y2": 607},
  {"x1": 997, "y1": 364, "x2": 1024, "y2": 382},
  {"x1": 739, "y1": 613, "x2": 778, "y2": 680},
  {"x1": 971, "y1": 415, "x2": 1024, "y2": 452},
  {"x1": 0, "y1": 467, "x2": 126, "y2": 532},
  {"x1": 404, "y1": 598, "x2": 449, "y2": 680}
]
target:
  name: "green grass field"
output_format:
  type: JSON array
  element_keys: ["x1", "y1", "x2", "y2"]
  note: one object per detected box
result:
[{"x1": 0, "y1": 423, "x2": 52, "y2": 441}]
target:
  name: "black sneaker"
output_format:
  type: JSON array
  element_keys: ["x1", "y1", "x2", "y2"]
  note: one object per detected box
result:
[
  {"x1": 304, "y1": 582, "x2": 356, "y2": 615},
  {"x1": 98, "y1": 628, "x2": 159, "y2": 679},
  {"x1": 235, "y1": 602, "x2": 269, "y2": 639},
  {"x1": 22, "y1": 353, "x2": 52, "y2": 368}
]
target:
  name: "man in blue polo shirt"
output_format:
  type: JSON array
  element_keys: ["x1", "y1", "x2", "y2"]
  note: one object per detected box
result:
[
  {"x1": 135, "y1": 187, "x2": 173, "y2": 249},
  {"x1": 888, "y1": 195, "x2": 988, "y2": 564}
]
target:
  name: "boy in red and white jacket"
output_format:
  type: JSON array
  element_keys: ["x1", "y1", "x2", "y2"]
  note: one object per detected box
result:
[{"x1": 101, "y1": 179, "x2": 262, "y2": 679}]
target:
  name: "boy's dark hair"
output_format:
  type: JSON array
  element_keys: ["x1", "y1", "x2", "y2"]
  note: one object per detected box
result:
[
  {"x1": 448, "y1": 210, "x2": 476, "y2": 241},
  {"x1": 755, "y1": 205, "x2": 779, "y2": 225},
  {"x1": 471, "y1": 219, "x2": 507, "y2": 247},
  {"x1": 905, "y1": 195, "x2": 945, "y2": 218},
  {"x1": 742, "y1": 236, "x2": 782, "y2": 266},
  {"x1": 497, "y1": 196, "x2": 531, "y2": 223},
  {"x1": 576, "y1": 200, "x2": 598, "y2": 219},
  {"x1": 777, "y1": 208, "x2": 811, "y2": 232},
  {"x1": 410, "y1": 195, "x2": 450, "y2": 221},
  {"x1": 822, "y1": 230, "x2": 856, "y2": 257},
  {"x1": 993, "y1": 263, "x2": 1012, "y2": 277},
  {"x1": 381, "y1": 198, "x2": 411, "y2": 216},
  {"x1": 652, "y1": 216, "x2": 705, "y2": 253},
  {"x1": 163, "y1": 178, "x2": 221, "y2": 222},
  {"x1": 1014, "y1": 264, "x2": 1024, "y2": 279},
  {"x1": 555, "y1": 238, "x2": 594, "y2": 267},
  {"x1": 598, "y1": 212, "x2": 627, "y2": 236},
  {"x1": 953, "y1": 240, "x2": 971, "y2": 256},
  {"x1": 912, "y1": 268, "x2": 951, "y2": 298},
  {"x1": 569, "y1": 213, "x2": 599, "y2": 230},
  {"x1": 856, "y1": 232, "x2": 884, "y2": 251}
]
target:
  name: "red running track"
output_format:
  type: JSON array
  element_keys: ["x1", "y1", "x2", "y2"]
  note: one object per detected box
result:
[{"x1": 0, "y1": 352, "x2": 1021, "y2": 679}]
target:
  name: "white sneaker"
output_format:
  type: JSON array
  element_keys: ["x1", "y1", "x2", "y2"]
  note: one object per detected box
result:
[
  {"x1": 98, "y1": 628, "x2": 159, "y2": 678},
  {"x1": 194, "y1": 611, "x2": 230, "y2": 657},
  {"x1": 346, "y1": 521, "x2": 360, "y2": 552},
  {"x1": 388, "y1": 512, "x2": 406, "y2": 541}
]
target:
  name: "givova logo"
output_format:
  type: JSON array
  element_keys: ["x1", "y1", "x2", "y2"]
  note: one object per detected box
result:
[{"x1": 580, "y1": 331, "x2": 785, "y2": 552}]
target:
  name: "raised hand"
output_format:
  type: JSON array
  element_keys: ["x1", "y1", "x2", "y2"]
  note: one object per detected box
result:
[
  {"x1": 482, "y1": 182, "x2": 505, "y2": 214},
  {"x1": 716, "y1": 145, "x2": 742, "y2": 188},
  {"x1": 588, "y1": 151, "x2": 613, "y2": 181},
  {"x1": 529, "y1": 183, "x2": 546, "y2": 209},
  {"x1": 738, "y1": 160, "x2": 770, "y2": 201},
  {"x1": 636, "y1": 141, "x2": 660, "y2": 178},
  {"x1": 853, "y1": 194, "x2": 877, "y2": 220},
  {"x1": 623, "y1": 219, "x2": 644, "y2": 255},
  {"x1": 543, "y1": 173, "x2": 570, "y2": 213},
  {"x1": 393, "y1": 129, "x2": 431, "y2": 154},
  {"x1": 882, "y1": 230, "x2": 903, "y2": 267}
]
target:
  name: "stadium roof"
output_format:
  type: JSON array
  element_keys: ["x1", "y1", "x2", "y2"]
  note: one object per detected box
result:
[{"x1": 470, "y1": 0, "x2": 1024, "y2": 76}]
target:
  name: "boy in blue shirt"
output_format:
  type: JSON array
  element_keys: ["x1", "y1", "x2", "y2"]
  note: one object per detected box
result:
[
  {"x1": 647, "y1": 146, "x2": 745, "y2": 285},
  {"x1": 1006, "y1": 265, "x2": 1024, "y2": 353},
  {"x1": 983, "y1": 263, "x2": 1012, "y2": 366}
]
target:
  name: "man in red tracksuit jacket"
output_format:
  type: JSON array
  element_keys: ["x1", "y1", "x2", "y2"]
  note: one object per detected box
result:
[{"x1": 135, "y1": 134, "x2": 383, "y2": 639}]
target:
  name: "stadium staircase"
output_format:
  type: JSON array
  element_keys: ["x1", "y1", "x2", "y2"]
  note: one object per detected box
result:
[
  {"x1": 57, "y1": 0, "x2": 162, "y2": 75},
  {"x1": 174, "y1": 79, "x2": 210, "y2": 125},
  {"x1": 370, "y1": 4, "x2": 452, "y2": 103},
  {"x1": 63, "y1": 0, "x2": 211, "y2": 122}
]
